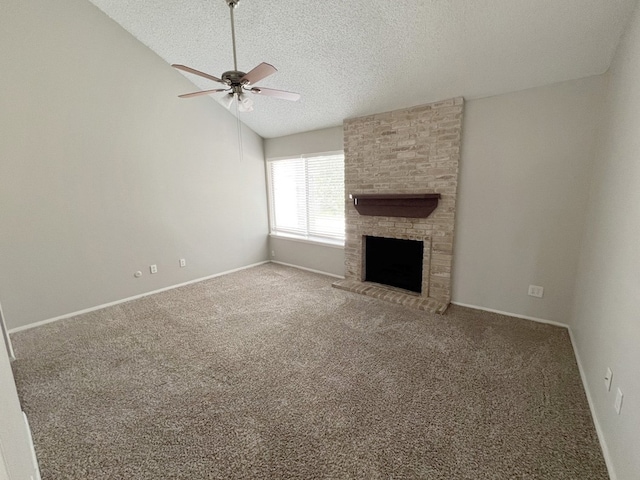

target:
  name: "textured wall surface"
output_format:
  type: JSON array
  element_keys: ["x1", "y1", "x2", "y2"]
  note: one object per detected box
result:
[
  {"x1": 453, "y1": 75, "x2": 606, "y2": 322},
  {"x1": 0, "y1": 0, "x2": 268, "y2": 329},
  {"x1": 570, "y1": 1, "x2": 640, "y2": 478},
  {"x1": 341, "y1": 98, "x2": 464, "y2": 310}
]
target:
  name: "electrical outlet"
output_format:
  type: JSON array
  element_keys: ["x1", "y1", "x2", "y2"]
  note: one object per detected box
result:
[
  {"x1": 179, "y1": 258, "x2": 186, "y2": 268},
  {"x1": 528, "y1": 285, "x2": 544, "y2": 298},
  {"x1": 150, "y1": 264, "x2": 158, "y2": 274},
  {"x1": 615, "y1": 388, "x2": 624, "y2": 415},
  {"x1": 604, "y1": 368, "x2": 613, "y2": 391},
  {"x1": 271, "y1": 250, "x2": 276, "y2": 258}
]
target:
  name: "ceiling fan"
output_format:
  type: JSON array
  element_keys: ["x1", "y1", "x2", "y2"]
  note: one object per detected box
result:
[{"x1": 172, "y1": 0, "x2": 300, "y2": 112}]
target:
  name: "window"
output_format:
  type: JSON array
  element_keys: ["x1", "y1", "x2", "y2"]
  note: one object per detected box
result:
[{"x1": 267, "y1": 153, "x2": 345, "y2": 244}]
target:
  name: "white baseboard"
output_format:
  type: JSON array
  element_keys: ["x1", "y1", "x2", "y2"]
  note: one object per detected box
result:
[
  {"x1": 450, "y1": 301, "x2": 569, "y2": 329},
  {"x1": 270, "y1": 261, "x2": 345, "y2": 279},
  {"x1": 567, "y1": 328, "x2": 617, "y2": 480},
  {"x1": 8, "y1": 261, "x2": 270, "y2": 334},
  {"x1": 22, "y1": 413, "x2": 41, "y2": 480}
]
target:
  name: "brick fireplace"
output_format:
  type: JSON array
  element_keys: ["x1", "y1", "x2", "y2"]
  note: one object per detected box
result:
[{"x1": 333, "y1": 97, "x2": 464, "y2": 313}]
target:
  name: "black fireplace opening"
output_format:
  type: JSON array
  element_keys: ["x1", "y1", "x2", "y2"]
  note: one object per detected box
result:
[{"x1": 365, "y1": 236, "x2": 423, "y2": 293}]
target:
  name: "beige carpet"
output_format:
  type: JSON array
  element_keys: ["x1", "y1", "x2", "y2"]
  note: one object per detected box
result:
[{"x1": 11, "y1": 263, "x2": 608, "y2": 479}]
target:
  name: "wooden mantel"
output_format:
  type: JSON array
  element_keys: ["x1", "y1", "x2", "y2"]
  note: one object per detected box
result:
[{"x1": 349, "y1": 193, "x2": 441, "y2": 218}]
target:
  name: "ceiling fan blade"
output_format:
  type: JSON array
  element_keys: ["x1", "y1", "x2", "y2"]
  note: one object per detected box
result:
[
  {"x1": 249, "y1": 87, "x2": 301, "y2": 102},
  {"x1": 241, "y1": 62, "x2": 277, "y2": 85},
  {"x1": 172, "y1": 64, "x2": 226, "y2": 84},
  {"x1": 178, "y1": 88, "x2": 229, "y2": 99}
]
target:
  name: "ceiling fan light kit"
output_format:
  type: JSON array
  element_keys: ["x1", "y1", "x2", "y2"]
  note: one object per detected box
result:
[
  {"x1": 219, "y1": 93, "x2": 235, "y2": 109},
  {"x1": 172, "y1": 0, "x2": 300, "y2": 111}
]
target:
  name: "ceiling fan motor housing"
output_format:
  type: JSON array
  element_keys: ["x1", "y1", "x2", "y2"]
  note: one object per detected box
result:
[
  {"x1": 221, "y1": 70, "x2": 247, "y2": 85},
  {"x1": 221, "y1": 70, "x2": 249, "y2": 96}
]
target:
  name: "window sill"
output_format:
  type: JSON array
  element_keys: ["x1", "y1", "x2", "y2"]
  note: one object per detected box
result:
[{"x1": 269, "y1": 233, "x2": 345, "y2": 249}]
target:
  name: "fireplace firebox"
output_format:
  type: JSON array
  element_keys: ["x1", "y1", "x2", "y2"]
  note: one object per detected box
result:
[{"x1": 365, "y1": 236, "x2": 424, "y2": 293}]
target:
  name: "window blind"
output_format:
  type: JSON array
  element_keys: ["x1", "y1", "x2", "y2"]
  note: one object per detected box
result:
[{"x1": 268, "y1": 154, "x2": 345, "y2": 242}]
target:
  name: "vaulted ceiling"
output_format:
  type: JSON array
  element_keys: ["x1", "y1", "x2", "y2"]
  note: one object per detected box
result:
[{"x1": 87, "y1": 0, "x2": 637, "y2": 138}]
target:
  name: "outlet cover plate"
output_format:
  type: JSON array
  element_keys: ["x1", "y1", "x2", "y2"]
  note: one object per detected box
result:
[
  {"x1": 605, "y1": 368, "x2": 613, "y2": 391},
  {"x1": 615, "y1": 388, "x2": 624, "y2": 415},
  {"x1": 528, "y1": 285, "x2": 544, "y2": 298}
]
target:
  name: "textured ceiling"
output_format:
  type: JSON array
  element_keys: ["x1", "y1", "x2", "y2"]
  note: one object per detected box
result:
[{"x1": 87, "y1": 0, "x2": 637, "y2": 138}]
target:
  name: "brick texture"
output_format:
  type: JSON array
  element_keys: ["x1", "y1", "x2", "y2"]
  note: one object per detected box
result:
[{"x1": 337, "y1": 97, "x2": 464, "y2": 313}]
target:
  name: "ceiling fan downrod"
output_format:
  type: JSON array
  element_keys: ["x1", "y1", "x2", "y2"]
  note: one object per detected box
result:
[{"x1": 226, "y1": 0, "x2": 240, "y2": 72}]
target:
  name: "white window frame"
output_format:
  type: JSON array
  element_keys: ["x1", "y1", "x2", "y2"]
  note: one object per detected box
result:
[{"x1": 266, "y1": 151, "x2": 345, "y2": 246}]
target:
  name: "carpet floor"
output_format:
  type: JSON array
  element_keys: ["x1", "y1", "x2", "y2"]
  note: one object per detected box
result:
[{"x1": 11, "y1": 263, "x2": 608, "y2": 479}]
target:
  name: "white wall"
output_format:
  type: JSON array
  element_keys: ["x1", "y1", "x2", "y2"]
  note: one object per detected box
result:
[
  {"x1": 453, "y1": 76, "x2": 607, "y2": 323},
  {"x1": 0, "y1": 453, "x2": 8, "y2": 480},
  {"x1": 271, "y1": 238, "x2": 345, "y2": 277},
  {"x1": 0, "y1": 0, "x2": 268, "y2": 329},
  {"x1": 0, "y1": 339, "x2": 39, "y2": 479},
  {"x1": 265, "y1": 127, "x2": 345, "y2": 277},
  {"x1": 264, "y1": 126, "x2": 344, "y2": 159},
  {"x1": 570, "y1": 2, "x2": 640, "y2": 478}
]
